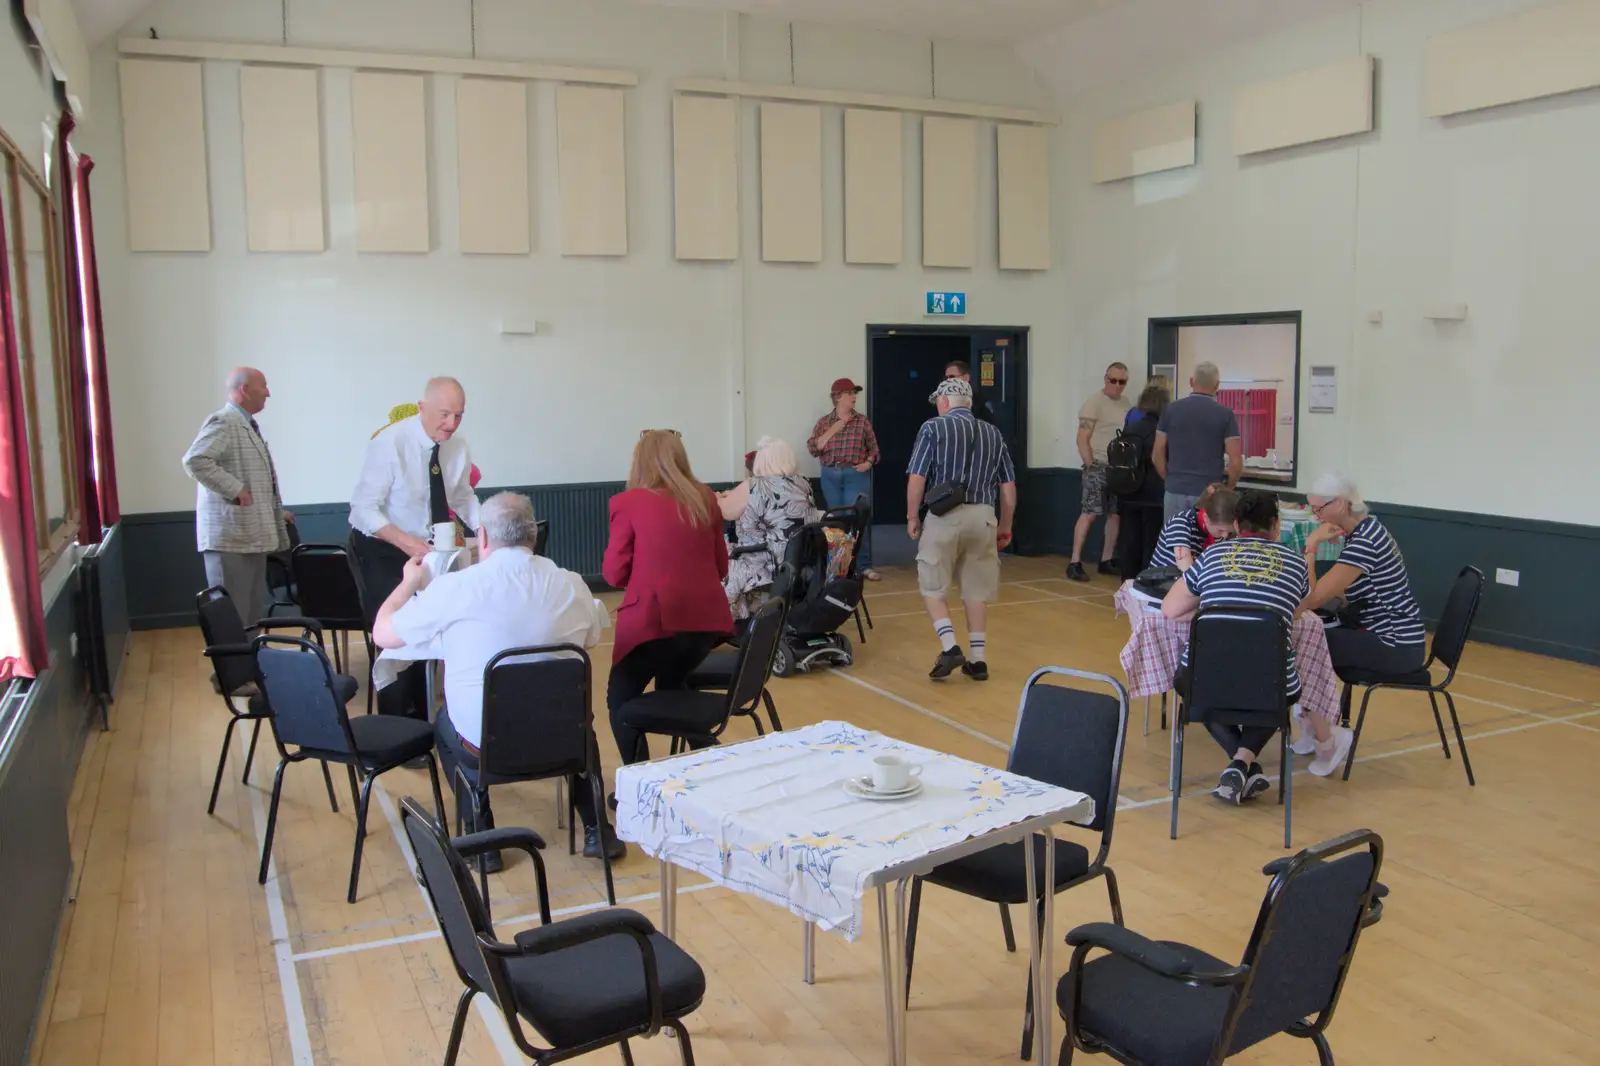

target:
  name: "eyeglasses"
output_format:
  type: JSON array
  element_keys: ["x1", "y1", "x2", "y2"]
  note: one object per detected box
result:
[
  {"x1": 1107, "y1": 377, "x2": 1129, "y2": 385},
  {"x1": 1310, "y1": 499, "x2": 1335, "y2": 517},
  {"x1": 640, "y1": 429, "x2": 683, "y2": 439}
]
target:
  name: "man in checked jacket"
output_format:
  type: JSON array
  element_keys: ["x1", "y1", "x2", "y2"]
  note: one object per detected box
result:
[{"x1": 183, "y1": 367, "x2": 293, "y2": 628}]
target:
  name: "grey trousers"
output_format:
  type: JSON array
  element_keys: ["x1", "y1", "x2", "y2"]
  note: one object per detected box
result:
[
  {"x1": 1163, "y1": 491, "x2": 1201, "y2": 523},
  {"x1": 203, "y1": 551, "x2": 269, "y2": 629}
]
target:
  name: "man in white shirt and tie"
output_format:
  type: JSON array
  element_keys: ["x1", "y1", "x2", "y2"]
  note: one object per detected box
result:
[{"x1": 350, "y1": 376, "x2": 480, "y2": 719}]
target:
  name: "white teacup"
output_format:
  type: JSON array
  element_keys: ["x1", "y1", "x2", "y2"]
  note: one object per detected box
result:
[
  {"x1": 430, "y1": 521, "x2": 457, "y2": 552},
  {"x1": 871, "y1": 755, "x2": 922, "y2": 792}
]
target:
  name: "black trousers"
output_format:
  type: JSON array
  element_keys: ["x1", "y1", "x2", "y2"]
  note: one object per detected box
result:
[
  {"x1": 434, "y1": 712, "x2": 602, "y2": 830},
  {"x1": 1118, "y1": 502, "x2": 1164, "y2": 581},
  {"x1": 1325, "y1": 627, "x2": 1426, "y2": 675},
  {"x1": 1205, "y1": 721, "x2": 1279, "y2": 761},
  {"x1": 349, "y1": 529, "x2": 429, "y2": 720},
  {"x1": 607, "y1": 633, "x2": 721, "y2": 764}
]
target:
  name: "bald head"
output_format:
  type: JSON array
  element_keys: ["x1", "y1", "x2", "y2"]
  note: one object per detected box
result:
[
  {"x1": 418, "y1": 377, "x2": 466, "y2": 443},
  {"x1": 227, "y1": 367, "x2": 269, "y2": 414}
]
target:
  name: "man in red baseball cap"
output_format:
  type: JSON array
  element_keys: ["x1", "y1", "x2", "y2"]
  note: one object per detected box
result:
[{"x1": 807, "y1": 377, "x2": 882, "y2": 579}]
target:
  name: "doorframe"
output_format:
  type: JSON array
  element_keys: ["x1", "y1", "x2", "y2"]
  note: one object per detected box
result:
[
  {"x1": 864, "y1": 324, "x2": 1031, "y2": 472},
  {"x1": 1146, "y1": 310, "x2": 1302, "y2": 491}
]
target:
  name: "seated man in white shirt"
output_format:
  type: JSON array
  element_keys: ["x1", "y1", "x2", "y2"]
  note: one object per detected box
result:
[{"x1": 372, "y1": 491, "x2": 624, "y2": 869}]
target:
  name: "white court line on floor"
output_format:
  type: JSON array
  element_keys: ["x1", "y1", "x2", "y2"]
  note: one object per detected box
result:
[
  {"x1": 1456, "y1": 670, "x2": 1588, "y2": 703},
  {"x1": 1448, "y1": 691, "x2": 1600, "y2": 733},
  {"x1": 830, "y1": 672, "x2": 1009, "y2": 752},
  {"x1": 239, "y1": 731, "x2": 316, "y2": 1066},
  {"x1": 871, "y1": 592, "x2": 1112, "y2": 621}
]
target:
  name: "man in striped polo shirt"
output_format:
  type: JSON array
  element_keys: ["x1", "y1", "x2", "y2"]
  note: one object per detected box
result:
[{"x1": 906, "y1": 378, "x2": 1017, "y2": 681}]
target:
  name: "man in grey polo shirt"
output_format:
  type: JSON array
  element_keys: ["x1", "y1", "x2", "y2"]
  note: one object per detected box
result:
[{"x1": 1153, "y1": 361, "x2": 1242, "y2": 521}]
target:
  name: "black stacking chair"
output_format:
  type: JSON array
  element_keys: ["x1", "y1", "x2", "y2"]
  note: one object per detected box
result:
[
  {"x1": 196, "y1": 585, "x2": 350, "y2": 815},
  {"x1": 1171, "y1": 606, "x2": 1297, "y2": 848},
  {"x1": 1338, "y1": 566, "x2": 1483, "y2": 786},
  {"x1": 454, "y1": 645, "x2": 616, "y2": 914},
  {"x1": 533, "y1": 519, "x2": 550, "y2": 557},
  {"x1": 614, "y1": 597, "x2": 787, "y2": 762},
  {"x1": 1056, "y1": 829, "x2": 1389, "y2": 1066},
  {"x1": 264, "y1": 519, "x2": 302, "y2": 617},
  {"x1": 903, "y1": 667, "x2": 1130, "y2": 1060},
  {"x1": 400, "y1": 798, "x2": 706, "y2": 1066},
  {"x1": 685, "y1": 564, "x2": 790, "y2": 735},
  {"x1": 291, "y1": 543, "x2": 375, "y2": 713},
  {"x1": 252, "y1": 634, "x2": 445, "y2": 903},
  {"x1": 821, "y1": 499, "x2": 873, "y2": 641}
]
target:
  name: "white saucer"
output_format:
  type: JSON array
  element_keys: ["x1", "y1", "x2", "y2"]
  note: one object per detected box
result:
[{"x1": 843, "y1": 777, "x2": 924, "y2": 801}]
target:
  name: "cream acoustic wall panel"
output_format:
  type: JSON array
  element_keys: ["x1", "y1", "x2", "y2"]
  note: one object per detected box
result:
[
  {"x1": 844, "y1": 108, "x2": 902, "y2": 265},
  {"x1": 351, "y1": 71, "x2": 430, "y2": 252},
  {"x1": 239, "y1": 66, "x2": 325, "y2": 252},
  {"x1": 456, "y1": 78, "x2": 530, "y2": 255},
  {"x1": 1233, "y1": 56, "x2": 1373, "y2": 156},
  {"x1": 118, "y1": 59, "x2": 211, "y2": 252},
  {"x1": 922, "y1": 116, "x2": 977, "y2": 268},
  {"x1": 556, "y1": 85, "x2": 628, "y2": 257},
  {"x1": 996, "y1": 123, "x2": 1050, "y2": 271},
  {"x1": 1424, "y1": 1, "x2": 1600, "y2": 118},
  {"x1": 1090, "y1": 100, "x2": 1196, "y2": 183},
  {"x1": 759, "y1": 102, "x2": 824, "y2": 263},
  {"x1": 672, "y1": 94, "x2": 739, "y2": 261}
]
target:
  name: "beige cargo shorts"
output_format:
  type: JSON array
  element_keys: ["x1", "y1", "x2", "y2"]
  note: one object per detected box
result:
[{"x1": 916, "y1": 503, "x2": 1000, "y2": 602}]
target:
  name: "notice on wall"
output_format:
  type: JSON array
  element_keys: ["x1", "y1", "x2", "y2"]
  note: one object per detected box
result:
[{"x1": 1309, "y1": 365, "x2": 1337, "y2": 413}]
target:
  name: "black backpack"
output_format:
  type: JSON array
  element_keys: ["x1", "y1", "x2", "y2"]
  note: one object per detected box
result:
[{"x1": 1105, "y1": 428, "x2": 1145, "y2": 495}]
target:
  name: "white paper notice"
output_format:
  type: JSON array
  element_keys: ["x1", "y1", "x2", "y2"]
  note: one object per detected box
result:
[{"x1": 1309, "y1": 366, "x2": 1337, "y2": 413}]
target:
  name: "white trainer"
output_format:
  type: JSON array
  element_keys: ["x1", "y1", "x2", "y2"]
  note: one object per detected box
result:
[
  {"x1": 1288, "y1": 710, "x2": 1319, "y2": 755},
  {"x1": 1308, "y1": 726, "x2": 1355, "y2": 777}
]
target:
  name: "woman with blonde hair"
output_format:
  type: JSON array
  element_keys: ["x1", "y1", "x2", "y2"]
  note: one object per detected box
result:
[
  {"x1": 603, "y1": 430, "x2": 733, "y2": 763},
  {"x1": 723, "y1": 437, "x2": 820, "y2": 619}
]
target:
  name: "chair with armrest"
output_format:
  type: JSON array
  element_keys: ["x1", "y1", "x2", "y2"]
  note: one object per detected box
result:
[
  {"x1": 1171, "y1": 606, "x2": 1297, "y2": 848},
  {"x1": 453, "y1": 644, "x2": 616, "y2": 915},
  {"x1": 1336, "y1": 565, "x2": 1483, "y2": 785},
  {"x1": 196, "y1": 585, "x2": 356, "y2": 815},
  {"x1": 400, "y1": 797, "x2": 707, "y2": 1066},
  {"x1": 1055, "y1": 828, "x2": 1389, "y2": 1066},
  {"x1": 902, "y1": 667, "x2": 1130, "y2": 1060},
  {"x1": 252, "y1": 634, "x2": 446, "y2": 902}
]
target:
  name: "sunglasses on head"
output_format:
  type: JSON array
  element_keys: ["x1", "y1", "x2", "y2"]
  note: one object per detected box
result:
[{"x1": 640, "y1": 429, "x2": 683, "y2": 439}]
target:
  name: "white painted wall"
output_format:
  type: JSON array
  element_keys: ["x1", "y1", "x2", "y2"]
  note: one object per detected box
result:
[
  {"x1": 1044, "y1": 0, "x2": 1600, "y2": 526},
  {"x1": 82, "y1": 0, "x2": 1067, "y2": 514}
]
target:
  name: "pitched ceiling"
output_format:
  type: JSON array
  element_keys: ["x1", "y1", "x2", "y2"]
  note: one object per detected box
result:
[{"x1": 71, "y1": 0, "x2": 149, "y2": 47}]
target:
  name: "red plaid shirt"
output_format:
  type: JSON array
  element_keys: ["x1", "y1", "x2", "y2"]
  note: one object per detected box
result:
[{"x1": 808, "y1": 412, "x2": 881, "y2": 468}]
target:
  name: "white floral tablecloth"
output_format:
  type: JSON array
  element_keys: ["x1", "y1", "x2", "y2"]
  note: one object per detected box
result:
[{"x1": 614, "y1": 721, "x2": 1094, "y2": 940}]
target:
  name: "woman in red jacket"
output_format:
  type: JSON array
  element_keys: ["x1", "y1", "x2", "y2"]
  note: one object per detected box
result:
[{"x1": 603, "y1": 430, "x2": 733, "y2": 763}]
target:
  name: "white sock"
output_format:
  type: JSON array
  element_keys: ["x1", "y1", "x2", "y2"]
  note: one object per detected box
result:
[
  {"x1": 934, "y1": 619, "x2": 957, "y2": 652},
  {"x1": 968, "y1": 631, "x2": 986, "y2": 663}
]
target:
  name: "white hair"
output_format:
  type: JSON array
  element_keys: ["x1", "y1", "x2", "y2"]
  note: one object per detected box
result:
[
  {"x1": 1192, "y1": 362, "x2": 1220, "y2": 390},
  {"x1": 751, "y1": 436, "x2": 799, "y2": 478},
  {"x1": 479, "y1": 491, "x2": 539, "y2": 550},
  {"x1": 1307, "y1": 472, "x2": 1370, "y2": 518}
]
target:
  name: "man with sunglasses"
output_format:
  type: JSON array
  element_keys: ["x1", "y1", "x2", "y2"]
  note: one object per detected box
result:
[{"x1": 1066, "y1": 363, "x2": 1132, "y2": 582}]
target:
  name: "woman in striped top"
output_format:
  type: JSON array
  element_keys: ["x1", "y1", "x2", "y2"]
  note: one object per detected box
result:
[
  {"x1": 1149, "y1": 483, "x2": 1238, "y2": 568},
  {"x1": 1298, "y1": 473, "x2": 1427, "y2": 676},
  {"x1": 1162, "y1": 491, "x2": 1351, "y2": 800}
]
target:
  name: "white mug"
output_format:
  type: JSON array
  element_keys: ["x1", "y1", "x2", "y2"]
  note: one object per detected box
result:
[
  {"x1": 871, "y1": 755, "x2": 922, "y2": 792},
  {"x1": 430, "y1": 521, "x2": 457, "y2": 552}
]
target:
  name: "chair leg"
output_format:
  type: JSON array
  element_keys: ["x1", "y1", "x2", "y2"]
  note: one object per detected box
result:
[
  {"x1": 1058, "y1": 1032, "x2": 1075, "y2": 1066},
  {"x1": 1339, "y1": 683, "x2": 1353, "y2": 728},
  {"x1": 903, "y1": 877, "x2": 923, "y2": 1008},
  {"x1": 243, "y1": 719, "x2": 262, "y2": 783},
  {"x1": 1169, "y1": 713, "x2": 1187, "y2": 840},
  {"x1": 556, "y1": 775, "x2": 567, "y2": 831},
  {"x1": 426, "y1": 755, "x2": 447, "y2": 824},
  {"x1": 1281, "y1": 731, "x2": 1293, "y2": 850},
  {"x1": 593, "y1": 775, "x2": 617, "y2": 906},
  {"x1": 854, "y1": 607, "x2": 867, "y2": 644},
  {"x1": 1443, "y1": 691, "x2": 1475, "y2": 786},
  {"x1": 442, "y1": 988, "x2": 474, "y2": 1066},
  {"x1": 999, "y1": 901, "x2": 1017, "y2": 952},
  {"x1": 348, "y1": 773, "x2": 376, "y2": 904},
  {"x1": 364, "y1": 634, "x2": 376, "y2": 715},
  {"x1": 208, "y1": 716, "x2": 240, "y2": 815},
  {"x1": 346, "y1": 764, "x2": 361, "y2": 810},
  {"x1": 1019, "y1": 897, "x2": 1045, "y2": 1061},
  {"x1": 258, "y1": 760, "x2": 288, "y2": 884},
  {"x1": 1341, "y1": 687, "x2": 1376, "y2": 782},
  {"x1": 762, "y1": 689, "x2": 783, "y2": 732},
  {"x1": 671, "y1": 1020, "x2": 698, "y2": 1066},
  {"x1": 1427, "y1": 691, "x2": 1451, "y2": 759},
  {"x1": 567, "y1": 776, "x2": 578, "y2": 857},
  {"x1": 321, "y1": 761, "x2": 340, "y2": 813},
  {"x1": 1311, "y1": 1029, "x2": 1335, "y2": 1066},
  {"x1": 619, "y1": 1038, "x2": 636, "y2": 1066},
  {"x1": 330, "y1": 635, "x2": 344, "y2": 675},
  {"x1": 1104, "y1": 866, "x2": 1125, "y2": 927},
  {"x1": 860, "y1": 593, "x2": 873, "y2": 629}
]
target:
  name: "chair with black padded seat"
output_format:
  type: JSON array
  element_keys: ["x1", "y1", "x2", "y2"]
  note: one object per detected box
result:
[
  {"x1": 1337, "y1": 565, "x2": 1483, "y2": 786},
  {"x1": 1171, "y1": 606, "x2": 1297, "y2": 849},
  {"x1": 196, "y1": 585, "x2": 358, "y2": 816},
  {"x1": 400, "y1": 797, "x2": 706, "y2": 1066},
  {"x1": 615, "y1": 597, "x2": 787, "y2": 763},
  {"x1": 1055, "y1": 828, "x2": 1389, "y2": 1066},
  {"x1": 290, "y1": 542, "x2": 375, "y2": 713},
  {"x1": 902, "y1": 667, "x2": 1129, "y2": 1061},
  {"x1": 533, "y1": 519, "x2": 550, "y2": 557},
  {"x1": 453, "y1": 644, "x2": 616, "y2": 915},
  {"x1": 264, "y1": 518, "x2": 302, "y2": 617},
  {"x1": 252, "y1": 634, "x2": 446, "y2": 903},
  {"x1": 684, "y1": 553, "x2": 791, "y2": 735}
]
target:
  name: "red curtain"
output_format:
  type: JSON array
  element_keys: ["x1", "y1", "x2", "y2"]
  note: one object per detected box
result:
[
  {"x1": 57, "y1": 112, "x2": 103, "y2": 544},
  {"x1": 76, "y1": 155, "x2": 119, "y2": 526},
  {"x1": 0, "y1": 163, "x2": 49, "y2": 680},
  {"x1": 1218, "y1": 388, "x2": 1277, "y2": 459}
]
